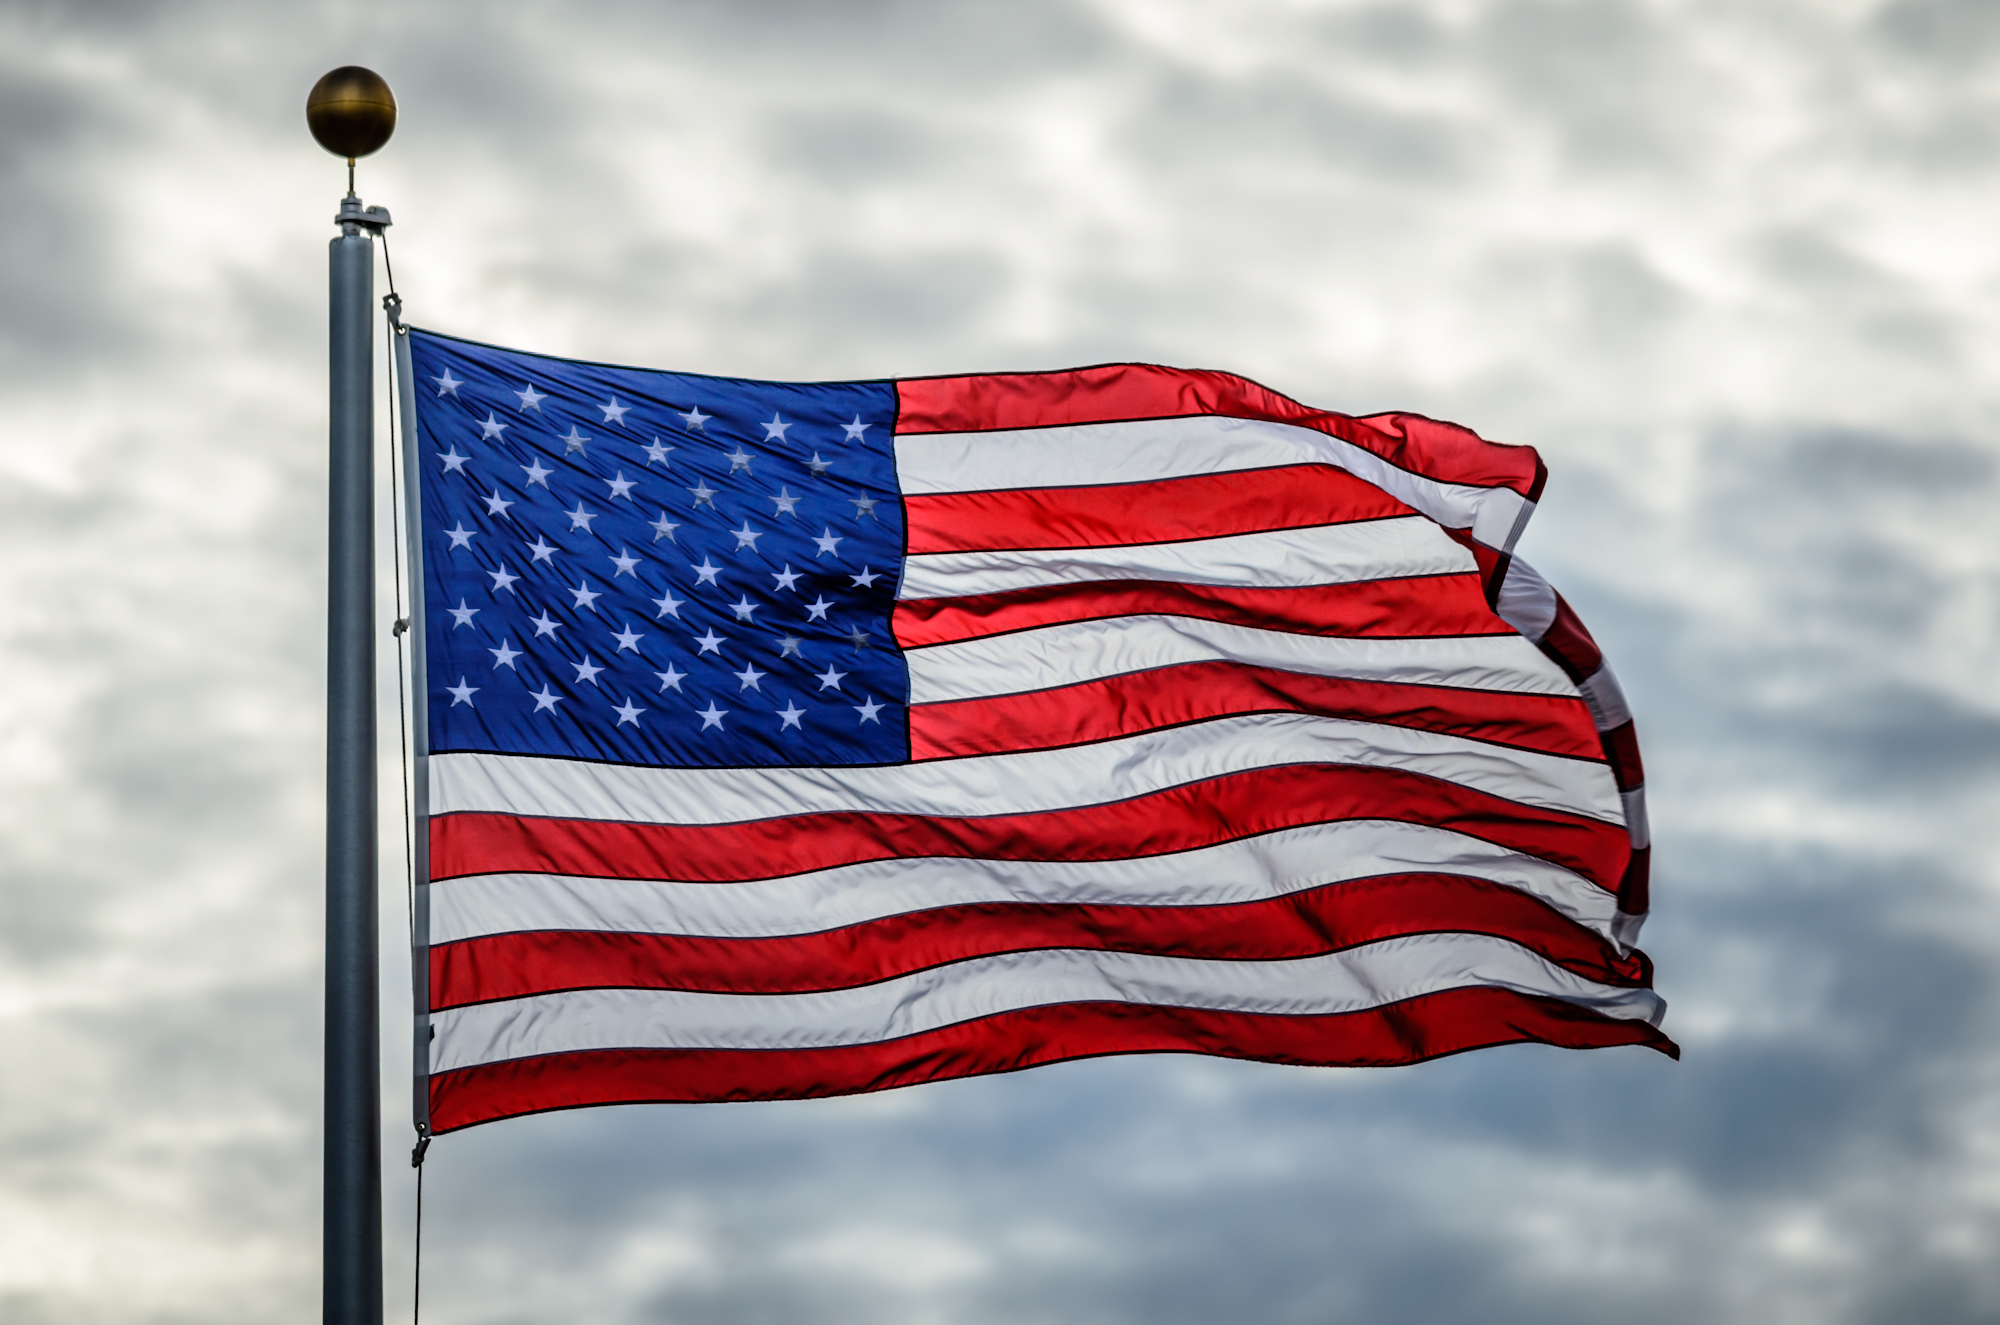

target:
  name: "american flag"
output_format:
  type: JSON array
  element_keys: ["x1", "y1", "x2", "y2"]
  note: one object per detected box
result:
[{"x1": 407, "y1": 331, "x2": 1672, "y2": 1134}]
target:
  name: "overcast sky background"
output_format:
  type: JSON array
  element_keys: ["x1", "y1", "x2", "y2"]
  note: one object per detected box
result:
[{"x1": 3, "y1": 0, "x2": 1999, "y2": 1321}]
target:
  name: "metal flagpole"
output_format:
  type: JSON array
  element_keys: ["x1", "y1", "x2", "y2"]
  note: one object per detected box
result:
[{"x1": 309, "y1": 66, "x2": 398, "y2": 1325}]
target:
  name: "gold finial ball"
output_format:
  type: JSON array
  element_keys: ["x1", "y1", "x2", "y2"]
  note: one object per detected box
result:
[{"x1": 307, "y1": 66, "x2": 396, "y2": 160}]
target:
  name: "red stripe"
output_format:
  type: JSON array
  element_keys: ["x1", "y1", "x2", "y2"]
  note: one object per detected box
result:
[
  {"x1": 1618, "y1": 847, "x2": 1651, "y2": 916},
  {"x1": 1539, "y1": 594, "x2": 1605, "y2": 681},
  {"x1": 1601, "y1": 720, "x2": 1644, "y2": 791},
  {"x1": 894, "y1": 366, "x2": 1544, "y2": 498},
  {"x1": 893, "y1": 575, "x2": 1505, "y2": 649},
  {"x1": 909, "y1": 662, "x2": 1605, "y2": 762},
  {"x1": 431, "y1": 763, "x2": 1631, "y2": 892},
  {"x1": 431, "y1": 873, "x2": 1646, "y2": 1010},
  {"x1": 428, "y1": 987, "x2": 1675, "y2": 1130},
  {"x1": 903, "y1": 465, "x2": 1413, "y2": 554}
]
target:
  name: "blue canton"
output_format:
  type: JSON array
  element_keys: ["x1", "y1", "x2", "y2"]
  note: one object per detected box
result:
[{"x1": 409, "y1": 330, "x2": 908, "y2": 767}]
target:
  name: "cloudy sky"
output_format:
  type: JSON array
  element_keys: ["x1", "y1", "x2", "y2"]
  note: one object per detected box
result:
[{"x1": 3, "y1": 0, "x2": 1999, "y2": 1320}]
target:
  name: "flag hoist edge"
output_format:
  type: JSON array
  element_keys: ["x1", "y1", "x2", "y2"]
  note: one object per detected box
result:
[{"x1": 402, "y1": 332, "x2": 1671, "y2": 1134}]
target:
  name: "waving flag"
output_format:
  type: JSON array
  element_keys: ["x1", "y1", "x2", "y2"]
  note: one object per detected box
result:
[{"x1": 406, "y1": 330, "x2": 1670, "y2": 1135}]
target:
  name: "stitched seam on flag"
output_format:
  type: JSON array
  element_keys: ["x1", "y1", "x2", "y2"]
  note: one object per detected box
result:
[
  {"x1": 425, "y1": 760, "x2": 1621, "y2": 832},
  {"x1": 903, "y1": 619, "x2": 1521, "y2": 649},
  {"x1": 425, "y1": 852, "x2": 1621, "y2": 932},
  {"x1": 897, "y1": 571, "x2": 1509, "y2": 619},
  {"x1": 426, "y1": 815, "x2": 1612, "y2": 890},
  {"x1": 427, "y1": 922, "x2": 1655, "y2": 1013},
  {"x1": 901, "y1": 622, "x2": 1527, "y2": 650},
  {"x1": 424, "y1": 876, "x2": 1620, "y2": 951},
  {"x1": 431, "y1": 972, "x2": 1664, "y2": 1072},
  {"x1": 906, "y1": 703, "x2": 1610, "y2": 769},
  {"x1": 904, "y1": 507, "x2": 1421, "y2": 550}
]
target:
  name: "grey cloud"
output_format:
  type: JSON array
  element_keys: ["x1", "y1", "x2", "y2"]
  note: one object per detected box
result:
[
  {"x1": 1874, "y1": 0, "x2": 2000, "y2": 67},
  {"x1": 1473, "y1": 0, "x2": 1695, "y2": 167},
  {"x1": 1126, "y1": 67, "x2": 1469, "y2": 184}
]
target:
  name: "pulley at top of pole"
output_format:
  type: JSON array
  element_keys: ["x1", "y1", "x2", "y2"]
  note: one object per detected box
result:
[{"x1": 308, "y1": 66, "x2": 397, "y2": 196}]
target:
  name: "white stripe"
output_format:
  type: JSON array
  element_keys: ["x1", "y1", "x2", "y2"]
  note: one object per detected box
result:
[
  {"x1": 899, "y1": 517, "x2": 1472, "y2": 601},
  {"x1": 1578, "y1": 667, "x2": 1632, "y2": 732},
  {"x1": 1495, "y1": 556, "x2": 1557, "y2": 641},
  {"x1": 1621, "y1": 788, "x2": 1650, "y2": 850},
  {"x1": 431, "y1": 820, "x2": 1622, "y2": 945},
  {"x1": 906, "y1": 614, "x2": 1575, "y2": 705},
  {"x1": 430, "y1": 932, "x2": 1663, "y2": 1070},
  {"x1": 894, "y1": 415, "x2": 1535, "y2": 552},
  {"x1": 431, "y1": 712, "x2": 1624, "y2": 827}
]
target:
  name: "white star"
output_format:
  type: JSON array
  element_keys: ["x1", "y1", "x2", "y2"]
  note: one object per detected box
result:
[
  {"x1": 697, "y1": 701, "x2": 728, "y2": 730},
  {"x1": 560, "y1": 426, "x2": 590, "y2": 453},
  {"x1": 530, "y1": 684, "x2": 563, "y2": 714},
  {"x1": 777, "y1": 701, "x2": 805, "y2": 730},
  {"x1": 524, "y1": 537, "x2": 559, "y2": 567},
  {"x1": 730, "y1": 521, "x2": 761, "y2": 551},
  {"x1": 530, "y1": 610, "x2": 561, "y2": 638},
  {"x1": 572, "y1": 656, "x2": 604, "y2": 685},
  {"x1": 679, "y1": 405, "x2": 710, "y2": 431},
  {"x1": 521, "y1": 458, "x2": 552, "y2": 488},
  {"x1": 650, "y1": 512, "x2": 680, "y2": 542},
  {"x1": 489, "y1": 639, "x2": 522, "y2": 669},
  {"x1": 843, "y1": 415, "x2": 870, "y2": 442},
  {"x1": 606, "y1": 471, "x2": 637, "y2": 500},
  {"x1": 643, "y1": 438, "x2": 675, "y2": 466},
  {"x1": 447, "y1": 678, "x2": 478, "y2": 707},
  {"x1": 484, "y1": 490, "x2": 514, "y2": 518},
  {"x1": 851, "y1": 495, "x2": 879, "y2": 521},
  {"x1": 614, "y1": 697, "x2": 645, "y2": 726},
  {"x1": 488, "y1": 565, "x2": 520, "y2": 594},
  {"x1": 570, "y1": 580, "x2": 602, "y2": 611},
  {"x1": 815, "y1": 665, "x2": 846, "y2": 691},
  {"x1": 566, "y1": 502, "x2": 597, "y2": 532},
  {"x1": 652, "y1": 590, "x2": 684, "y2": 619},
  {"x1": 855, "y1": 696, "x2": 885, "y2": 724},
  {"x1": 804, "y1": 595, "x2": 833, "y2": 621},
  {"x1": 611, "y1": 623, "x2": 644, "y2": 651},
  {"x1": 691, "y1": 558, "x2": 722, "y2": 586},
  {"x1": 806, "y1": 453, "x2": 832, "y2": 476},
  {"x1": 599, "y1": 397, "x2": 630, "y2": 425},
  {"x1": 609, "y1": 547, "x2": 640, "y2": 577},
  {"x1": 447, "y1": 599, "x2": 478, "y2": 628},
  {"x1": 771, "y1": 487, "x2": 801, "y2": 517},
  {"x1": 433, "y1": 369, "x2": 462, "y2": 396},
  {"x1": 813, "y1": 528, "x2": 842, "y2": 557},
  {"x1": 851, "y1": 566, "x2": 882, "y2": 588},
  {"x1": 772, "y1": 565, "x2": 802, "y2": 592},
  {"x1": 726, "y1": 447, "x2": 753, "y2": 473},
  {"x1": 655, "y1": 665, "x2": 685, "y2": 692},
  {"x1": 761, "y1": 413, "x2": 792, "y2": 442},
  {"x1": 515, "y1": 384, "x2": 546, "y2": 411},
  {"x1": 438, "y1": 447, "x2": 470, "y2": 474},
  {"x1": 479, "y1": 413, "x2": 508, "y2": 440},
  {"x1": 847, "y1": 627, "x2": 870, "y2": 649},
  {"x1": 729, "y1": 596, "x2": 759, "y2": 622},
  {"x1": 777, "y1": 634, "x2": 803, "y2": 658},
  {"x1": 445, "y1": 523, "x2": 475, "y2": 550},
  {"x1": 693, "y1": 628, "x2": 725, "y2": 655},
  {"x1": 688, "y1": 480, "x2": 717, "y2": 508},
  {"x1": 734, "y1": 663, "x2": 765, "y2": 691}
]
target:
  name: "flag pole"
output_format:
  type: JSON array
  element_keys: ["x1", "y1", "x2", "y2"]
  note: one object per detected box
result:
[{"x1": 310, "y1": 66, "x2": 398, "y2": 1325}]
